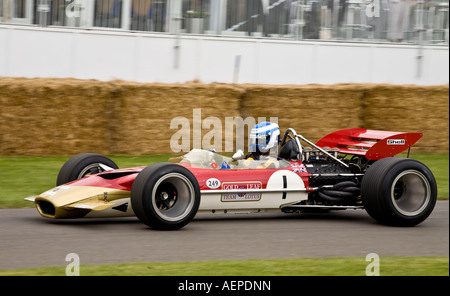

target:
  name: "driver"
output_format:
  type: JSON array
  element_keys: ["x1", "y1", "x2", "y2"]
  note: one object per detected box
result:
[{"x1": 233, "y1": 122, "x2": 281, "y2": 169}]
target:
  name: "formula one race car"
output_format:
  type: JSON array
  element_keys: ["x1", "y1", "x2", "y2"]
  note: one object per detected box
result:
[{"x1": 25, "y1": 128, "x2": 437, "y2": 229}]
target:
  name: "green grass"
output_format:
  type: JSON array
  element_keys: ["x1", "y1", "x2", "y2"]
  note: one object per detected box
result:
[
  {"x1": 0, "y1": 153, "x2": 448, "y2": 208},
  {"x1": 0, "y1": 154, "x2": 174, "y2": 208},
  {"x1": 0, "y1": 257, "x2": 447, "y2": 276},
  {"x1": 404, "y1": 153, "x2": 449, "y2": 200}
]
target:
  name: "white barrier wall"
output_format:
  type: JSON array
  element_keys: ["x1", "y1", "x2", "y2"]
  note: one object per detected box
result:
[{"x1": 0, "y1": 24, "x2": 448, "y2": 85}]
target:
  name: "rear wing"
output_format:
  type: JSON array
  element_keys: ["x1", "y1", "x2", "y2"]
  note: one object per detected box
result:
[{"x1": 315, "y1": 128, "x2": 423, "y2": 160}]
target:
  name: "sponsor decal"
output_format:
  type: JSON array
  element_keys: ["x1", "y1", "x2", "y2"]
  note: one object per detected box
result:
[
  {"x1": 290, "y1": 163, "x2": 307, "y2": 173},
  {"x1": 291, "y1": 164, "x2": 298, "y2": 173},
  {"x1": 387, "y1": 139, "x2": 406, "y2": 145},
  {"x1": 299, "y1": 164, "x2": 308, "y2": 173},
  {"x1": 221, "y1": 181, "x2": 262, "y2": 202},
  {"x1": 206, "y1": 178, "x2": 221, "y2": 189},
  {"x1": 221, "y1": 161, "x2": 231, "y2": 169}
]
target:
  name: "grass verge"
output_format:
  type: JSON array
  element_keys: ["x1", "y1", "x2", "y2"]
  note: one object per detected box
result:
[{"x1": 0, "y1": 257, "x2": 448, "y2": 276}]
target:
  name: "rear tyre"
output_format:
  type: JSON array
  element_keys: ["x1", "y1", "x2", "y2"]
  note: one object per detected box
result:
[
  {"x1": 361, "y1": 157, "x2": 437, "y2": 226},
  {"x1": 131, "y1": 163, "x2": 200, "y2": 230},
  {"x1": 56, "y1": 153, "x2": 119, "y2": 186}
]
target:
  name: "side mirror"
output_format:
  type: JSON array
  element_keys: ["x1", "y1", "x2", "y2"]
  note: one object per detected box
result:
[{"x1": 232, "y1": 149, "x2": 244, "y2": 161}]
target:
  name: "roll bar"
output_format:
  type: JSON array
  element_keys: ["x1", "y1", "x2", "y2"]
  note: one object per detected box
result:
[{"x1": 280, "y1": 128, "x2": 349, "y2": 168}]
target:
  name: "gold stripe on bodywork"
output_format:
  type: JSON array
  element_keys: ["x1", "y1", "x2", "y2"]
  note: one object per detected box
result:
[{"x1": 34, "y1": 185, "x2": 130, "y2": 219}]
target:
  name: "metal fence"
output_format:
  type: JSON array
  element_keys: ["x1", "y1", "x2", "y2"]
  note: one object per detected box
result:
[{"x1": 1, "y1": 0, "x2": 448, "y2": 45}]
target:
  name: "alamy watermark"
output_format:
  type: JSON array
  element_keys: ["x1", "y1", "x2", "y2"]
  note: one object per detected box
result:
[
  {"x1": 365, "y1": 253, "x2": 380, "y2": 276},
  {"x1": 65, "y1": 0, "x2": 81, "y2": 18},
  {"x1": 65, "y1": 253, "x2": 80, "y2": 276},
  {"x1": 365, "y1": 0, "x2": 380, "y2": 18},
  {"x1": 170, "y1": 109, "x2": 278, "y2": 153}
]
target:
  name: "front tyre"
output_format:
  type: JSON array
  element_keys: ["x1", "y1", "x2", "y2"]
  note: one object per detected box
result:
[
  {"x1": 56, "y1": 153, "x2": 119, "y2": 186},
  {"x1": 131, "y1": 163, "x2": 200, "y2": 230},
  {"x1": 361, "y1": 157, "x2": 437, "y2": 226}
]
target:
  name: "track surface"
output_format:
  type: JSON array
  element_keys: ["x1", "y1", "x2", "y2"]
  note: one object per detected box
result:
[{"x1": 0, "y1": 201, "x2": 448, "y2": 270}]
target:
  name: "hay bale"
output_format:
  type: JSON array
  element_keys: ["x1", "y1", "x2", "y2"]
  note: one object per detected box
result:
[
  {"x1": 241, "y1": 84, "x2": 365, "y2": 143},
  {"x1": 362, "y1": 84, "x2": 449, "y2": 152},
  {"x1": 109, "y1": 81, "x2": 243, "y2": 154},
  {"x1": 0, "y1": 78, "x2": 114, "y2": 156},
  {"x1": 0, "y1": 78, "x2": 447, "y2": 156}
]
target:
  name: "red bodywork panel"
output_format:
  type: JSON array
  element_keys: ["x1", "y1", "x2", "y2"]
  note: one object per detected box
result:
[
  {"x1": 65, "y1": 167, "x2": 144, "y2": 190},
  {"x1": 315, "y1": 128, "x2": 423, "y2": 160},
  {"x1": 66, "y1": 162, "x2": 311, "y2": 191}
]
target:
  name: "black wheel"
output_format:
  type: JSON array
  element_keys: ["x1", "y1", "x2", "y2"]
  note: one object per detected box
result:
[
  {"x1": 361, "y1": 157, "x2": 437, "y2": 226},
  {"x1": 56, "y1": 153, "x2": 119, "y2": 186},
  {"x1": 131, "y1": 163, "x2": 200, "y2": 230}
]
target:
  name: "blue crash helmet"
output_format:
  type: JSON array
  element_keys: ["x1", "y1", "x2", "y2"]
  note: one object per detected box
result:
[{"x1": 249, "y1": 122, "x2": 280, "y2": 153}]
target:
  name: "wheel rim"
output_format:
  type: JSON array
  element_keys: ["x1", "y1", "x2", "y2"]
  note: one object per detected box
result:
[
  {"x1": 151, "y1": 173, "x2": 195, "y2": 222},
  {"x1": 391, "y1": 170, "x2": 431, "y2": 216},
  {"x1": 77, "y1": 163, "x2": 105, "y2": 179}
]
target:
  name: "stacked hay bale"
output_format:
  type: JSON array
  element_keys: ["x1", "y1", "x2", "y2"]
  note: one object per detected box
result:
[
  {"x1": 361, "y1": 84, "x2": 449, "y2": 153},
  {"x1": 0, "y1": 77, "x2": 447, "y2": 156},
  {"x1": 0, "y1": 78, "x2": 114, "y2": 156},
  {"x1": 240, "y1": 84, "x2": 364, "y2": 144},
  {"x1": 0, "y1": 78, "x2": 243, "y2": 155},
  {"x1": 109, "y1": 81, "x2": 243, "y2": 155}
]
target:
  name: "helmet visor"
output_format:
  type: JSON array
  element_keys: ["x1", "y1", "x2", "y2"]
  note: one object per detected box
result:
[{"x1": 249, "y1": 133, "x2": 270, "y2": 152}]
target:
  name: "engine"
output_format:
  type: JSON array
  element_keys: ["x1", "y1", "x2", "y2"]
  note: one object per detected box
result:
[{"x1": 302, "y1": 147, "x2": 367, "y2": 205}]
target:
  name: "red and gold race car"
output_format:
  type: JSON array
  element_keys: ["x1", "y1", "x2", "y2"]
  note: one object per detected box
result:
[{"x1": 25, "y1": 128, "x2": 437, "y2": 230}]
